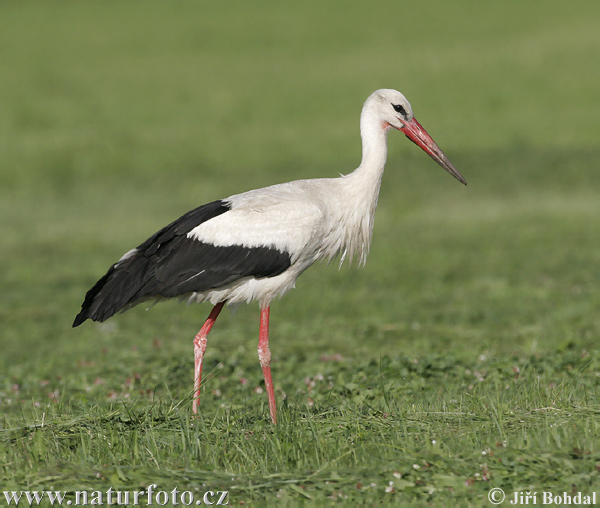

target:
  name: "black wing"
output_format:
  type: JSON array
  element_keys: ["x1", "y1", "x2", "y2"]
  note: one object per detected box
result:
[{"x1": 73, "y1": 200, "x2": 291, "y2": 326}]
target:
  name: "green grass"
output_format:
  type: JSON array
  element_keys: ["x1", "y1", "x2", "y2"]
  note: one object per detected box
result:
[{"x1": 1, "y1": 1, "x2": 600, "y2": 506}]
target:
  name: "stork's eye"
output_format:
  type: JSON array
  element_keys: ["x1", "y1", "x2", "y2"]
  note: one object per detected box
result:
[{"x1": 392, "y1": 104, "x2": 407, "y2": 116}]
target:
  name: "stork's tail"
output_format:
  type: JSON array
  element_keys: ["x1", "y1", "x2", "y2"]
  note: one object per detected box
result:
[{"x1": 72, "y1": 254, "x2": 146, "y2": 327}]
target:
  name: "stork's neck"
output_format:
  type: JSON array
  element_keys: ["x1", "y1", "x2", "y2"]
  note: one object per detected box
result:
[
  {"x1": 333, "y1": 108, "x2": 390, "y2": 266},
  {"x1": 346, "y1": 108, "x2": 390, "y2": 198}
]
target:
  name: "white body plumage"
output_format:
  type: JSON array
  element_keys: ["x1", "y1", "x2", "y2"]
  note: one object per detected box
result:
[{"x1": 186, "y1": 92, "x2": 392, "y2": 307}]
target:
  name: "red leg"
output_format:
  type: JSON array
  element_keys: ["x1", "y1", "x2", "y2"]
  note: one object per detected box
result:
[
  {"x1": 193, "y1": 301, "x2": 225, "y2": 414},
  {"x1": 258, "y1": 305, "x2": 277, "y2": 424}
]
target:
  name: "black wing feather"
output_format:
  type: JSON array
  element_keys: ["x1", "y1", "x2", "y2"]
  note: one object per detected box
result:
[{"x1": 73, "y1": 200, "x2": 291, "y2": 326}]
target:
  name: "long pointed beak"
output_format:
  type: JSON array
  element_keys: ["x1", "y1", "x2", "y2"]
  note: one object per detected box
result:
[{"x1": 399, "y1": 117, "x2": 467, "y2": 185}]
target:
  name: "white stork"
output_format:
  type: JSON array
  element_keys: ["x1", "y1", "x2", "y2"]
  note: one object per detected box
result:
[{"x1": 73, "y1": 89, "x2": 467, "y2": 424}]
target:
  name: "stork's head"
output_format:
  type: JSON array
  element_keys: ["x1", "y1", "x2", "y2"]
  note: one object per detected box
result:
[{"x1": 366, "y1": 89, "x2": 467, "y2": 185}]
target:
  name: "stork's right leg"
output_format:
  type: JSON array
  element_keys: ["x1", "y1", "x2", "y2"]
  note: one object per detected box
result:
[
  {"x1": 193, "y1": 301, "x2": 225, "y2": 414},
  {"x1": 258, "y1": 305, "x2": 277, "y2": 424}
]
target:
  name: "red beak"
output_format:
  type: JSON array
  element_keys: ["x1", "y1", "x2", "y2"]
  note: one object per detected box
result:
[{"x1": 399, "y1": 117, "x2": 467, "y2": 185}]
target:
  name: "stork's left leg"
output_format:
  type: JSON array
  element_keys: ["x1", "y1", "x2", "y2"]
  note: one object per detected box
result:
[
  {"x1": 193, "y1": 301, "x2": 225, "y2": 414},
  {"x1": 258, "y1": 305, "x2": 277, "y2": 424}
]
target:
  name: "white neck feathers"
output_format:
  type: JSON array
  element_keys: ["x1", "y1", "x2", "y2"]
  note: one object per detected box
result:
[{"x1": 336, "y1": 102, "x2": 391, "y2": 265}]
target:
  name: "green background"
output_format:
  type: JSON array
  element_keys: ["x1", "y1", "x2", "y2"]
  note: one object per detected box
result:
[{"x1": 1, "y1": 1, "x2": 599, "y2": 505}]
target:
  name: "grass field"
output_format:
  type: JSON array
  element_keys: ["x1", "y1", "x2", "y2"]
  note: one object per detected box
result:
[{"x1": 1, "y1": 1, "x2": 600, "y2": 506}]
